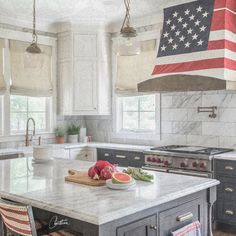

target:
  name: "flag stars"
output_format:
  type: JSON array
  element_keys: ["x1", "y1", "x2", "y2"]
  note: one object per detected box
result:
[
  {"x1": 182, "y1": 22, "x2": 188, "y2": 28},
  {"x1": 175, "y1": 30, "x2": 181, "y2": 36},
  {"x1": 187, "y1": 28, "x2": 193, "y2": 34},
  {"x1": 161, "y1": 45, "x2": 167, "y2": 51},
  {"x1": 177, "y1": 16, "x2": 183, "y2": 23},
  {"x1": 184, "y1": 9, "x2": 190, "y2": 15},
  {"x1": 196, "y1": 6, "x2": 203, "y2": 12},
  {"x1": 171, "y1": 24, "x2": 176, "y2": 31},
  {"x1": 194, "y1": 19, "x2": 201, "y2": 26},
  {"x1": 179, "y1": 35, "x2": 185, "y2": 42},
  {"x1": 197, "y1": 39, "x2": 204, "y2": 46},
  {"x1": 166, "y1": 19, "x2": 171, "y2": 25},
  {"x1": 184, "y1": 41, "x2": 191, "y2": 48},
  {"x1": 172, "y1": 44, "x2": 178, "y2": 50},
  {"x1": 173, "y1": 11, "x2": 178, "y2": 18},
  {"x1": 163, "y1": 32, "x2": 169, "y2": 38},
  {"x1": 189, "y1": 14, "x2": 195, "y2": 21},
  {"x1": 202, "y1": 11, "x2": 209, "y2": 18},
  {"x1": 192, "y1": 33, "x2": 198, "y2": 40},
  {"x1": 200, "y1": 25, "x2": 206, "y2": 32},
  {"x1": 168, "y1": 37, "x2": 174, "y2": 44}
]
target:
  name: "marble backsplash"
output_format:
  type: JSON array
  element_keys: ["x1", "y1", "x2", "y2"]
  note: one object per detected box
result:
[{"x1": 84, "y1": 90, "x2": 236, "y2": 148}]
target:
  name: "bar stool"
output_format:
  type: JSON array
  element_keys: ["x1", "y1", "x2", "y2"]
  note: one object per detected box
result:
[{"x1": 0, "y1": 199, "x2": 77, "y2": 236}]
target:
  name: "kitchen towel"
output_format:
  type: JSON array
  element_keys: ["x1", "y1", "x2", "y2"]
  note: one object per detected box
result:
[{"x1": 171, "y1": 221, "x2": 201, "y2": 236}]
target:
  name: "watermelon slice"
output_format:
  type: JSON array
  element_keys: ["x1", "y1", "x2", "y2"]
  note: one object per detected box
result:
[{"x1": 112, "y1": 172, "x2": 132, "y2": 184}]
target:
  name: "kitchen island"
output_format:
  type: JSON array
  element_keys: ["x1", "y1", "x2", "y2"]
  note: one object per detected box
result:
[{"x1": 0, "y1": 157, "x2": 219, "y2": 236}]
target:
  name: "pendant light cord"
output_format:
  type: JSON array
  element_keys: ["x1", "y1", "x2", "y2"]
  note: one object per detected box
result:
[
  {"x1": 32, "y1": 0, "x2": 37, "y2": 43},
  {"x1": 121, "y1": 0, "x2": 131, "y2": 31}
]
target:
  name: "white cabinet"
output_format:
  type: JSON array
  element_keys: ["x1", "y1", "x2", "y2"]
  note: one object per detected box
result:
[
  {"x1": 69, "y1": 148, "x2": 97, "y2": 162},
  {"x1": 52, "y1": 148, "x2": 70, "y2": 159},
  {"x1": 58, "y1": 30, "x2": 111, "y2": 115}
]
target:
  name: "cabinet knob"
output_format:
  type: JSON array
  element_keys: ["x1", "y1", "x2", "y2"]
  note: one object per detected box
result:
[
  {"x1": 134, "y1": 156, "x2": 141, "y2": 160},
  {"x1": 149, "y1": 225, "x2": 157, "y2": 230},
  {"x1": 116, "y1": 155, "x2": 126, "y2": 159},
  {"x1": 225, "y1": 166, "x2": 234, "y2": 171},
  {"x1": 225, "y1": 209, "x2": 234, "y2": 216},
  {"x1": 225, "y1": 187, "x2": 234, "y2": 193}
]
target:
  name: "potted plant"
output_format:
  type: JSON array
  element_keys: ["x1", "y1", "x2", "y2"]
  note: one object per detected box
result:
[
  {"x1": 67, "y1": 124, "x2": 80, "y2": 143},
  {"x1": 55, "y1": 126, "x2": 66, "y2": 144}
]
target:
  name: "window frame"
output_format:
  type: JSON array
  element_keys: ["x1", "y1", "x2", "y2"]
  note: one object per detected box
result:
[
  {"x1": 10, "y1": 96, "x2": 51, "y2": 134},
  {"x1": 118, "y1": 94, "x2": 157, "y2": 133},
  {"x1": 0, "y1": 30, "x2": 57, "y2": 141},
  {"x1": 111, "y1": 31, "x2": 161, "y2": 141}
]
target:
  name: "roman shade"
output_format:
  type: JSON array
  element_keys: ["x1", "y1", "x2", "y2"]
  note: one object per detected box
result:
[
  {"x1": 0, "y1": 38, "x2": 6, "y2": 95},
  {"x1": 10, "y1": 40, "x2": 53, "y2": 97},
  {"x1": 115, "y1": 40, "x2": 156, "y2": 95}
]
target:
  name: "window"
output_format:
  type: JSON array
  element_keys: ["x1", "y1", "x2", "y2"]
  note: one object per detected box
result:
[
  {"x1": 118, "y1": 95, "x2": 156, "y2": 132},
  {"x1": 10, "y1": 95, "x2": 50, "y2": 134}
]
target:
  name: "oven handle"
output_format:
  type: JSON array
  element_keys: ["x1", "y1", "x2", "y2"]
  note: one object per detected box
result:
[
  {"x1": 169, "y1": 169, "x2": 211, "y2": 178},
  {"x1": 142, "y1": 166, "x2": 168, "y2": 172}
]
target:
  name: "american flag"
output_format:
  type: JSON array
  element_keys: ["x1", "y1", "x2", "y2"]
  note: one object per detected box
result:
[{"x1": 152, "y1": 0, "x2": 236, "y2": 81}]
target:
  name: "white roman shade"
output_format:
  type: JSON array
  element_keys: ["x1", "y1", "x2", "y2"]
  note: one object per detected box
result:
[
  {"x1": 115, "y1": 40, "x2": 156, "y2": 95},
  {"x1": 0, "y1": 39, "x2": 6, "y2": 95},
  {"x1": 10, "y1": 40, "x2": 53, "y2": 97}
]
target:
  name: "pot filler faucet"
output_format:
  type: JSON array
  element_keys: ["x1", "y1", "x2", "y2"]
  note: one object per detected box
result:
[{"x1": 25, "y1": 118, "x2": 36, "y2": 146}]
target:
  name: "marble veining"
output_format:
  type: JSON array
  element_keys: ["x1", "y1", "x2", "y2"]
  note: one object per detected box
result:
[
  {"x1": 0, "y1": 158, "x2": 219, "y2": 225},
  {"x1": 214, "y1": 151, "x2": 236, "y2": 161}
]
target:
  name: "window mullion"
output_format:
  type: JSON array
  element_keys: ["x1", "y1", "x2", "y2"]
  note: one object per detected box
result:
[{"x1": 138, "y1": 98, "x2": 141, "y2": 130}]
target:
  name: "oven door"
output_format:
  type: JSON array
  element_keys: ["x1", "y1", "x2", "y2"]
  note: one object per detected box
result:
[{"x1": 169, "y1": 169, "x2": 213, "y2": 178}]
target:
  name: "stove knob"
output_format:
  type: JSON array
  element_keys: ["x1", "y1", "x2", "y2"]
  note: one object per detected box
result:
[
  {"x1": 156, "y1": 158, "x2": 161, "y2": 163},
  {"x1": 152, "y1": 157, "x2": 157, "y2": 162},
  {"x1": 200, "y1": 162, "x2": 207, "y2": 169},
  {"x1": 164, "y1": 160, "x2": 169, "y2": 166},
  {"x1": 180, "y1": 162, "x2": 186, "y2": 168},
  {"x1": 147, "y1": 156, "x2": 152, "y2": 162},
  {"x1": 192, "y1": 161, "x2": 199, "y2": 168}
]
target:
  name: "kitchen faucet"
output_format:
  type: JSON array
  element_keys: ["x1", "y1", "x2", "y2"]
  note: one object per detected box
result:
[{"x1": 25, "y1": 118, "x2": 36, "y2": 146}]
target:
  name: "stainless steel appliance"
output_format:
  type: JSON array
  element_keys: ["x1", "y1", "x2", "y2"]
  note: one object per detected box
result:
[{"x1": 143, "y1": 145, "x2": 233, "y2": 178}]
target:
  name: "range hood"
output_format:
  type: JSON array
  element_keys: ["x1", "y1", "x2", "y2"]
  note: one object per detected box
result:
[{"x1": 138, "y1": 0, "x2": 236, "y2": 92}]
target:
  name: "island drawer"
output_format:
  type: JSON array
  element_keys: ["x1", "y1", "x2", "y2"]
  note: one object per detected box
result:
[
  {"x1": 215, "y1": 159, "x2": 236, "y2": 177},
  {"x1": 217, "y1": 176, "x2": 236, "y2": 200},
  {"x1": 97, "y1": 148, "x2": 144, "y2": 168},
  {"x1": 159, "y1": 199, "x2": 200, "y2": 235},
  {"x1": 216, "y1": 200, "x2": 236, "y2": 224},
  {"x1": 117, "y1": 214, "x2": 157, "y2": 236}
]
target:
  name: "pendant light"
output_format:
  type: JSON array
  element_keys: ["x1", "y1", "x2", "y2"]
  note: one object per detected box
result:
[
  {"x1": 118, "y1": 0, "x2": 140, "y2": 56},
  {"x1": 26, "y1": 0, "x2": 41, "y2": 54}
]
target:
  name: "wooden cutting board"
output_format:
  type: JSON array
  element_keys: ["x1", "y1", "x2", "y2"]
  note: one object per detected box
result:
[{"x1": 65, "y1": 169, "x2": 106, "y2": 186}]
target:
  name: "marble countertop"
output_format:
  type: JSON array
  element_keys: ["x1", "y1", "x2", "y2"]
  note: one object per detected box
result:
[
  {"x1": 0, "y1": 142, "x2": 151, "y2": 159},
  {"x1": 214, "y1": 151, "x2": 236, "y2": 161},
  {"x1": 0, "y1": 158, "x2": 219, "y2": 225}
]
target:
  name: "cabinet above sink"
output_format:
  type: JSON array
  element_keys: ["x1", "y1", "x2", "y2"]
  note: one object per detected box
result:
[{"x1": 58, "y1": 29, "x2": 111, "y2": 116}]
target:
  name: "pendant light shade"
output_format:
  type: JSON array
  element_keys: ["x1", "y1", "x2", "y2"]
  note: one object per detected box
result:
[
  {"x1": 119, "y1": 0, "x2": 140, "y2": 56},
  {"x1": 26, "y1": 0, "x2": 41, "y2": 54}
]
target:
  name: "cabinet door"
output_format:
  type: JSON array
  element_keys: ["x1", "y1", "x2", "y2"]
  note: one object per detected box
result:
[
  {"x1": 73, "y1": 60, "x2": 97, "y2": 113},
  {"x1": 117, "y1": 215, "x2": 157, "y2": 236},
  {"x1": 58, "y1": 61, "x2": 72, "y2": 115},
  {"x1": 73, "y1": 34, "x2": 97, "y2": 58},
  {"x1": 52, "y1": 148, "x2": 69, "y2": 159}
]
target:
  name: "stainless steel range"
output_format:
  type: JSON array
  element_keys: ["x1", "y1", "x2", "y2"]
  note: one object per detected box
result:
[{"x1": 143, "y1": 145, "x2": 233, "y2": 178}]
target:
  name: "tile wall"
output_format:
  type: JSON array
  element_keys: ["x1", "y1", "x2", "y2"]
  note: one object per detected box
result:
[{"x1": 85, "y1": 90, "x2": 236, "y2": 148}]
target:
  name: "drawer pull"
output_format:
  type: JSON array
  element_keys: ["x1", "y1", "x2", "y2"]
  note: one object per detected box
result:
[
  {"x1": 176, "y1": 212, "x2": 193, "y2": 222},
  {"x1": 149, "y1": 225, "x2": 157, "y2": 230},
  {"x1": 225, "y1": 210, "x2": 234, "y2": 216},
  {"x1": 104, "y1": 153, "x2": 110, "y2": 157},
  {"x1": 225, "y1": 166, "x2": 234, "y2": 171},
  {"x1": 116, "y1": 155, "x2": 126, "y2": 159},
  {"x1": 134, "y1": 156, "x2": 141, "y2": 160},
  {"x1": 225, "y1": 187, "x2": 234, "y2": 193}
]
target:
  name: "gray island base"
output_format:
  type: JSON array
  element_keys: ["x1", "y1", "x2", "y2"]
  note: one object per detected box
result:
[{"x1": 0, "y1": 158, "x2": 219, "y2": 236}]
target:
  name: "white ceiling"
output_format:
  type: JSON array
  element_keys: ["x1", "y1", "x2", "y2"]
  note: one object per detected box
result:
[{"x1": 0, "y1": 0, "x2": 191, "y2": 31}]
